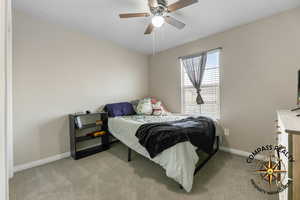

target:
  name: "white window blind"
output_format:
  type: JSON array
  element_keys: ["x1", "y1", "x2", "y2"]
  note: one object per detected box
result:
[{"x1": 181, "y1": 50, "x2": 220, "y2": 119}]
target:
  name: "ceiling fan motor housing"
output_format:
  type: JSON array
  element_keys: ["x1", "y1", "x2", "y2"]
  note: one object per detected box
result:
[
  {"x1": 150, "y1": 0, "x2": 168, "y2": 16},
  {"x1": 157, "y1": 0, "x2": 168, "y2": 7}
]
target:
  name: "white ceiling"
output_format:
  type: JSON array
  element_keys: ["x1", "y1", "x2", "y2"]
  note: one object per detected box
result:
[{"x1": 14, "y1": 0, "x2": 300, "y2": 55}]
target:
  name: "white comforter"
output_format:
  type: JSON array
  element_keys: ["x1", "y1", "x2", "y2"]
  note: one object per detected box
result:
[{"x1": 108, "y1": 114, "x2": 222, "y2": 192}]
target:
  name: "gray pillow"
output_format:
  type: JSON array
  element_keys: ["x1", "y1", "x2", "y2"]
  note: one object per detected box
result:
[{"x1": 130, "y1": 99, "x2": 140, "y2": 113}]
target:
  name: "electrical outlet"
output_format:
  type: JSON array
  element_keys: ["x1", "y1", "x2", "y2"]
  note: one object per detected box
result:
[{"x1": 224, "y1": 128, "x2": 230, "y2": 136}]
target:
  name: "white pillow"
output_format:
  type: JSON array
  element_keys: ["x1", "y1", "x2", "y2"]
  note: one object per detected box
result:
[{"x1": 136, "y1": 98, "x2": 153, "y2": 115}]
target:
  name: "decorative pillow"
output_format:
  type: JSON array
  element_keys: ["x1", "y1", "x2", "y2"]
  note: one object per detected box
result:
[
  {"x1": 136, "y1": 98, "x2": 153, "y2": 115},
  {"x1": 130, "y1": 99, "x2": 140, "y2": 113},
  {"x1": 104, "y1": 102, "x2": 136, "y2": 117},
  {"x1": 150, "y1": 97, "x2": 158, "y2": 104},
  {"x1": 152, "y1": 101, "x2": 163, "y2": 116},
  {"x1": 144, "y1": 96, "x2": 169, "y2": 113}
]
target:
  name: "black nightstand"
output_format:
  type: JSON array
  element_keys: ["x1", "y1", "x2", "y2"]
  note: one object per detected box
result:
[{"x1": 69, "y1": 112, "x2": 110, "y2": 160}]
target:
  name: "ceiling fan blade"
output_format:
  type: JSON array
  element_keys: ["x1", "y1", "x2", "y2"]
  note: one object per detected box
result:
[
  {"x1": 119, "y1": 13, "x2": 150, "y2": 18},
  {"x1": 167, "y1": 0, "x2": 198, "y2": 12},
  {"x1": 144, "y1": 23, "x2": 154, "y2": 34},
  {"x1": 164, "y1": 16, "x2": 185, "y2": 29},
  {"x1": 148, "y1": 0, "x2": 158, "y2": 8}
]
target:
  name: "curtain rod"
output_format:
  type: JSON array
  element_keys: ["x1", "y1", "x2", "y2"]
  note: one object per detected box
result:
[{"x1": 178, "y1": 47, "x2": 223, "y2": 59}]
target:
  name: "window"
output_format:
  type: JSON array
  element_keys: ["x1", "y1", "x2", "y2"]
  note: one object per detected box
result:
[{"x1": 181, "y1": 50, "x2": 220, "y2": 119}]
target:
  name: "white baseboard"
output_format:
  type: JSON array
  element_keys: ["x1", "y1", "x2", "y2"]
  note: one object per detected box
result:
[
  {"x1": 12, "y1": 146, "x2": 261, "y2": 174},
  {"x1": 220, "y1": 146, "x2": 264, "y2": 160},
  {"x1": 14, "y1": 152, "x2": 70, "y2": 173},
  {"x1": 220, "y1": 146, "x2": 250, "y2": 157}
]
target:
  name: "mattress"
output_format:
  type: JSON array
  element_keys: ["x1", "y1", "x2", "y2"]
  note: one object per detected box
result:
[{"x1": 108, "y1": 114, "x2": 223, "y2": 192}]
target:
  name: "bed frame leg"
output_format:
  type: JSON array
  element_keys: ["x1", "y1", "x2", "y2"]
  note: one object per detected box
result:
[
  {"x1": 128, "y1": 147, "x2": 132, "y2": 162},
  {"x1": 193, "y1": 136, "x2": 220, "y2": 176}
]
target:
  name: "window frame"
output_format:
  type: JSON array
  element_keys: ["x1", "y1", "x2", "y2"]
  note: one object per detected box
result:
[{"x1": 180, "y1": 49, "x2": 221, "y2": 119}]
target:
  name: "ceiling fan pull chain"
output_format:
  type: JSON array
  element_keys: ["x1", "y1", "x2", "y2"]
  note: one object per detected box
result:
[
  {"x1": 162, "y1": 25, "x2": 165, "y2": 45},
  {"x1": 152, "y1": 30, "x2": 156, "y2": 55}
]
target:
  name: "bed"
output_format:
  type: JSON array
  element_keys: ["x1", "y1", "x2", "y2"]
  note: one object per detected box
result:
[{"x1": 108, "y1": 114, "x2": 223, "y2": 192}]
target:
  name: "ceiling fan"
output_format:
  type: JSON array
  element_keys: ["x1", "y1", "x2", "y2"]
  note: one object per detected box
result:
[{"x1": 119, "y1": 0, "x2": 199, "y2": 35}]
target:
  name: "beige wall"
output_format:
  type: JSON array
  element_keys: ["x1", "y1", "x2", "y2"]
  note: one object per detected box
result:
[
  {"x1": 149, "y1": 8, "x2": 300, "y2": 152},
  {"x1": 13, "y1": 11, "x2": 149, "y2": 165}
]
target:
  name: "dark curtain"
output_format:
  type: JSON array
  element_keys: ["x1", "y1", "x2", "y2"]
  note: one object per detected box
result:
[{"x1": 181, "y1": 52, "x2": 207, "y2": 104}]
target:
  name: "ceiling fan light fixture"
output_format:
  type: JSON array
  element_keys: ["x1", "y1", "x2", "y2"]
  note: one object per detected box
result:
[
  {"x1": 151, "y1": 15, "x2": 165, "y2": 27},
  {"x1": 119, "y1": 0, "x2": 198, "y2": 34}
]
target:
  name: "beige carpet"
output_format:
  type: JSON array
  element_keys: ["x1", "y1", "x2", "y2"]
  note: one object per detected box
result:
[{"x1": 10, "y1": 143, "x2": 278, "y2": 200}]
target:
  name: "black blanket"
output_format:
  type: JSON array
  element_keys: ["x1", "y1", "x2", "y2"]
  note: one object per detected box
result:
[{"x1": 135, "y1": 116, "x2": 216, "y2": 158}]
